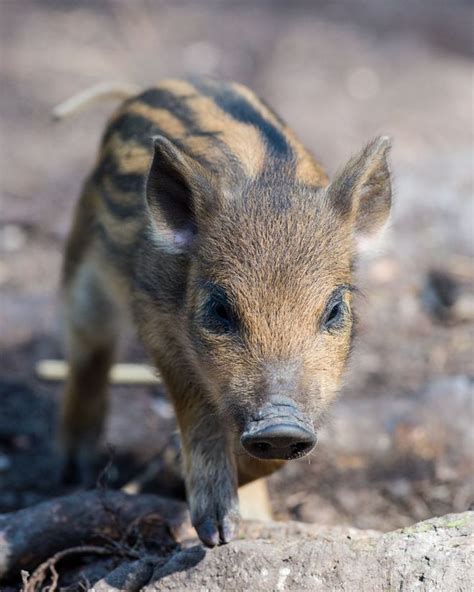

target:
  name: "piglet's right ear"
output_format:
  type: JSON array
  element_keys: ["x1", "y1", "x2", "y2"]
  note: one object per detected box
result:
[
  {"x1": 327, "y1": 136, "x2": 392, "y2": 245},
  {"x1": 146, "y1": 136, "x2": 217, "y2": 253}
]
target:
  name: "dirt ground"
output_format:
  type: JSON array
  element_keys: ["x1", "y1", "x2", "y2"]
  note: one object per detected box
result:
[{"x1": 0, "y1": 0, "x2": 473, "y2": 572}]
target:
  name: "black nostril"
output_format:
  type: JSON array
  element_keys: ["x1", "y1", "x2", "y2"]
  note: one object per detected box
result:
[
  {"x1": 254, "y1": 442, "x2": 271, "y2": 453},
  {"x1": 291, "y1": 441, "x2": 312, "y2": 455}
]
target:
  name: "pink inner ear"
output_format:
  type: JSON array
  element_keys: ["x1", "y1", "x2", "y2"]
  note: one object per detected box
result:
[{"x1": 172, "y1": 228, "x2": 194, "y2": 248}]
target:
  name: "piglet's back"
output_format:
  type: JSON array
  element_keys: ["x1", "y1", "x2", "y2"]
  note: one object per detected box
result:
[{"x1": 92, "y1": 77, "x2": 328, "y2": 200}]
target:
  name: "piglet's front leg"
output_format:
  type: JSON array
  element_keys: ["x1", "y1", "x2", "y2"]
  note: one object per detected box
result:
[{"x1": 177, "y1": 399, "x2": 240, "y2": 547}]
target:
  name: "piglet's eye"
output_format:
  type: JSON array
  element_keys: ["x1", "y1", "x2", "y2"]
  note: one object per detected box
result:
[
  {"x1": 202, "y1": 286, "x2": 237, "y2": 334},
  {"x1": 322, "y1": 296, "x2": 345, "y2": 331},
  {"x1": 212, "y1": 301, "x2": 232, "y2": 325},
  {"x1": 326, "y1": 302, "x2": 341, "y2": 324}
]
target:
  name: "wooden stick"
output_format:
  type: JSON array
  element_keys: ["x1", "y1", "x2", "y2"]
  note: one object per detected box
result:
[{"x1": 36, "y1": 360, "x2": 161, "y2": 385}]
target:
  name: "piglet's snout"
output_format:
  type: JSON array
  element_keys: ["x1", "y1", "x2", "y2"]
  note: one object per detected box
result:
[{"x1": 241, "y1": 399, "x2": 316, "y2": 461}]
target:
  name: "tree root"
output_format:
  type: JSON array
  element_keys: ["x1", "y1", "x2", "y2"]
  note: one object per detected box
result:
[{"x1": 0, "y1": 490, "x2": 187, "y2": 581}]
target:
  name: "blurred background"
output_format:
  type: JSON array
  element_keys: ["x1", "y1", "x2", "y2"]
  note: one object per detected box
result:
[{"x1": 0, "y1": 0, "x2": 473, "y2": 531}]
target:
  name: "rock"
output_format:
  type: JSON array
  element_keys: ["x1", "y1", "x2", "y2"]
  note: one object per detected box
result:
[{"x1": 144, "y1": 512, "x2": 473, "y2": 591}]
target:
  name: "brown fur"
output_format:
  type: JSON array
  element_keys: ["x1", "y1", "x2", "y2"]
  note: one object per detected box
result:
[{"x1": 58, "y1": 76, "x2": 392, "y2": 546}]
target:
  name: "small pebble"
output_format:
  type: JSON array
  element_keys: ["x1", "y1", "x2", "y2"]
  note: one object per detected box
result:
[
  {"x1": 0, "y1": 224, "x2": 26, "y2": 252},
  {"x1": 0, "y1": 453, "x2": 11, "y2": 472},
  {"x1": 151, "y1": 398, "x2": 175, "y2": 419}
]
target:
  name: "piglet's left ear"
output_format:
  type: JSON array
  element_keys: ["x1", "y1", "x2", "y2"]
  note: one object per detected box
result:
[
  {"x1": 328, "y1": 136, "x2": 392, "y2": 241},
  {"x1": 146, "y1": 136, "x2": 219, "y2": 254}
]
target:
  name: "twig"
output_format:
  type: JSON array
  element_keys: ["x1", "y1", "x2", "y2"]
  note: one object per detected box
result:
[
  {"x1": 22, "y1": 545, "x2": 115, "y2": 592},
  {"x1": 43, "y1": 562, "x2": 58, "y2": 592}
]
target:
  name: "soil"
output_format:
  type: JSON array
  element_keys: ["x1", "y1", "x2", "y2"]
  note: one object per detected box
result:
[{"x1": 0, "y1": 1, "x2": 473, "y2": 587}]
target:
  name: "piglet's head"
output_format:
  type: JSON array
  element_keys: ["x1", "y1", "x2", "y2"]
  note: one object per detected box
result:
[{"x1": 145, "y1": 135, "x2": 392, "y2": 461}]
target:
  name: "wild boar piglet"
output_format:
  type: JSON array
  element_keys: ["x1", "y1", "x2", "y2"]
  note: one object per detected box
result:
[{"x1": 58, "y1": 77, "x2": 392, "y2": 546}]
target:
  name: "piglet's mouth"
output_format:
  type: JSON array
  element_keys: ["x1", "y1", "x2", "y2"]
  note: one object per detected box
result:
[{"x1": 240, "y1": 401, "x2": 316, "y2": 461}]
